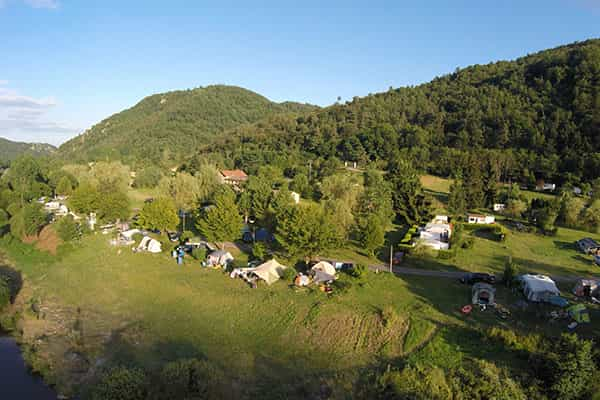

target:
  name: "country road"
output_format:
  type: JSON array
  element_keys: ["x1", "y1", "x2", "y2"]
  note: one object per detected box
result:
[{"x1": 368, "y1": 264, "x2": 582, "y2": 284}]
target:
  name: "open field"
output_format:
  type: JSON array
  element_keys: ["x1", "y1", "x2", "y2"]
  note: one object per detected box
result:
[{"x1": 2, "y1": 224, "x2": 600, "y2": 396}]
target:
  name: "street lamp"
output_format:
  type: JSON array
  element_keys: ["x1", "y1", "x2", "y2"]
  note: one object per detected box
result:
[{"x1": 248, "y1": 215, "x2": 256, "y2": 244}]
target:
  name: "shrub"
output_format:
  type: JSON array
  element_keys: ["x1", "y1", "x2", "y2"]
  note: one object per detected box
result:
[
  {"x1": 348, "y1": 264, "x2": 367, "y2": 279},
  {"x1": 461, "y1": 238, "x2": 474, "y2": 249},
  {"x1": 191, "y1": 247, "x2": 206, "y2": 261},
  {"x1": 0, "y1": 278, "x2": 10, "y2": 310},
  {"x1": 158, "y1": 358, "x2": 225, "y2": 400},
  {"x1": 91, "y1": 366, "x2": 148, "y2": 400},
  {"x1": 132, "y1": 233, "x2": 144, "y2": 243},
  {"x1": 180, "y1": 230, "x2": 194, "y2": 243},
  {"x1": 55, "y1": 216, "x2": 79, "y2": 242},
  {"x1": 503, "y1": 257, "x2": 517, "y2": 287},
  {"x1": 251, "y1": 242, "x2": 266, "y2": 261},
  {"x1": 281, "y1": 266, "x2": 297, "y2": 281}
]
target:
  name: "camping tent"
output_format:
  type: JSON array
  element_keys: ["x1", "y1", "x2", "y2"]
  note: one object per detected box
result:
[
  {"x1": 567, "y1": 304, "x2": 590, "y2": 323},
  {"x1": 137, "y1": 236, "x2": 162, "y2": 253},
  {"x1": 472, "y1": 282, "x2": 496, "y2": 306},
  {"x1": 206, "y1": 250, "x2": 234, "y2": 267},
  {"x1": 250, "y1": 259, "x2": 287, "y2": 285},
  {"x1": 519, "y1": 274, "x2": 560, "y2": 302},
  {"x1": 311, "y1": 261, "x2": 336, "y2": 276},
  {"x1": 572, "y1": 279, "x2": 600, "y2": 297},
  {"x1": 311, "y1": 261, "x2": 336, "y2": 283}
]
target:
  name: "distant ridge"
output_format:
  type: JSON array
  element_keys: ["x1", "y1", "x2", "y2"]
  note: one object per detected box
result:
[
  {"x1": 58, "y1": 85, "x2": 318, "y2": 166},
  {"x1": 0, "y1": 137, "x2": 56, "y2": 162}
]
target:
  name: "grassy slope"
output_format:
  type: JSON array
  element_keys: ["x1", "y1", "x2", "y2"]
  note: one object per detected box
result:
[
  {"x1": 2, "y1": 234, "x2": 445, "y2": 395},
  {"x1": 418, "y1": 174, "x2": 600, "y2": 276}
]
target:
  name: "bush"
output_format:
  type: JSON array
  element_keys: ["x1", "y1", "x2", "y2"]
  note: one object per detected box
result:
[
  {"x1": 191, "y1": 247, "x2": 206, "y2": 261},
  {"x1": 348, "y1": 264, "x2": 367, "y2": 279},
  {"x1": 251, "y1": 242, "x2": 266, "y2": 261},
  {"x1": 461, "y1": 238, "x2": 474, "y2": 249},
  {"x1": 91, "y1": 366, "x2": 148, "y2": 400},
  {"x1": 503, "y1": 257, "x2": 517, "y2": 287},
  {"x1": 0, "y1": 278, "x2": 9, "y2": 310},
  {"x1": 158, "y1": 358, "x2": 225, "y2": 400},
  {"x1": 55, "y1": 216, "x2": 79, "y2": 242},
  {"x1": 281, "y1": 266, "x2": 297, "y2": 281},
  {"x1": 180, "y1": 230, "x2": 194, "y2": 243},
  {"x1": 132, "y1": 233, "x2": 143, "y2": 243}
]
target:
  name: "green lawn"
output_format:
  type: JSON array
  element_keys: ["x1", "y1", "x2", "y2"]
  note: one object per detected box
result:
[{"x1": 3, "y1": 229, "x2": 600, "y2": 397}]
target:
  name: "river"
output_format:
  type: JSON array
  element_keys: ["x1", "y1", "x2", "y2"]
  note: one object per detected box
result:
[{"x1": 0, "y1": 331, "x2": 57, "y2": 399}]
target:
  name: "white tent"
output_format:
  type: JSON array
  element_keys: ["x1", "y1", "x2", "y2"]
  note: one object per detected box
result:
[
  {"x1": 249, "y1": 259, "x2": 288, "y2": 285},
  {"x1": 519, "y1": 274, "x2": 560, "y2": 302},
  {"x1": 311, "y1": 261, "x2": 336, "y2": 276},
  {"x1": 207, "y1": 250, "x2": 234, "y2": 266},
  {"x1": 137, "y1": 236, "x2": 162, "y2": 253},
  {"x1": 311, "y1": 261, "x2": 336, "y2": 283}
]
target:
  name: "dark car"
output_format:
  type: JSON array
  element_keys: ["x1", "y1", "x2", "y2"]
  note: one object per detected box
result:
[
  {"x1": 167, "y1": 231, "x2": 181, "y2": 242},
  {"x1": 460, "y1": 272, "x2": 496, "y2": 285}
]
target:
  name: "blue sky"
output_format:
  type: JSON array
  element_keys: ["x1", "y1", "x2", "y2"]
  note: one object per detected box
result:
[{"x1": 0, "y1": 0, "x2": 599, "y2": 145}]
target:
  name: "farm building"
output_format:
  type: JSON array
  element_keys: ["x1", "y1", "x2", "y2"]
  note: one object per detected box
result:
[
  {"x1": 219, "y1": 169, "x2": 248, "y2": 188},
  {"x1": 467, "y1": 214, "x2": 495, "y2": 224}
]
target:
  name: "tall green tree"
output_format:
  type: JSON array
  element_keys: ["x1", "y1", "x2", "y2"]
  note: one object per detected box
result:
[
  {"x1": 387, "y1": 158, "x2": 431, "y2": 225},
  {"x1": 138, "y1": 198, "x2": 179, "y2": 233},
  {"x1": 357, "y1": 215, "x2": 385, "y2": 256},
  {"x1": 448, "y1": 174, "x2": 467, "y2": 218},
  {"x1": 275, "y1": 203, "x2": 338, "y2": 258},
  {"x1": 196, "y1": 187, "x2": 243, "y2": 248},
  {"x1": 463, "y1": 156, "x2": 485, "y2": 209},
  {"x1": 237, "y1": 175, "x2": 272, "y2": 222},
  {"x1": 56, "y1": 176, "x2": 74, "y2": 196}
]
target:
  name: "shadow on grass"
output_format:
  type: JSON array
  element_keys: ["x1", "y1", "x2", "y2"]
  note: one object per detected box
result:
[
  {"x1": 424, "y1": 189, "x2": 449, "y2": 206},
  {"x1": 0, "y1": 264, "x2": 23, "y2": 303},
  {"x1": 553, "y1": 240, "x2": 576, "y2": 251}
]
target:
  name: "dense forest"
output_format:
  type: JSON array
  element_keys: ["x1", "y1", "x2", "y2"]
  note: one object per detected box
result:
[
  {"x1": 203, "y1": 39, "x2": 600, "y2": 186},
  {"x1": 57, "y1": 85, "x2": 318, "y2": 166},
  {"x1": 0, "y1": 137, "x2": 55, "y2": 165}
]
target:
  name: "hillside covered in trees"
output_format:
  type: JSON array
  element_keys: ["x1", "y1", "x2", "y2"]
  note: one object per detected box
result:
[
  {"x1": 208, "y1": 39, "x2": 600, "y2": 185},
  {"x1": 0, "y1": 137, "x2": 56, "y2": 164},
  {"x1": 57, "y1": 85, "x2": 318, "y2": 166}
]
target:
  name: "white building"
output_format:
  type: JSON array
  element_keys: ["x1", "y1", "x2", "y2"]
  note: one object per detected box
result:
[
  {"x1": 419, "y1": 216, "x2": 452, "y2": 250},
  {"x1": 467, "y1": 214, "x2": 495, "y2": 224}
]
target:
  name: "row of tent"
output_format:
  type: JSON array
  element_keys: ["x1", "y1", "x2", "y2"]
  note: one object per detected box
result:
[{"x1": 230, "y1": 259, "x2": 288, "y2": 285}]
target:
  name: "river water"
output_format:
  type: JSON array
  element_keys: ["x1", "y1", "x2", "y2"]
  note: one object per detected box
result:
[{"x1": 0, "y1": 331, "x2": 57, "y2": 399}]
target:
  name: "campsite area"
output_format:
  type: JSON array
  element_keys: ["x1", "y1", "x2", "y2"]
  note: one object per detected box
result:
[{"x1": 2, "y1": 187, "x2": 600, "y2": 398}]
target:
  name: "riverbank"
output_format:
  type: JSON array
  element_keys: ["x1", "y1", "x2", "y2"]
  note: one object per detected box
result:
[{"x1": 0, "y1": 328, "x2": 57, "y2": 399}]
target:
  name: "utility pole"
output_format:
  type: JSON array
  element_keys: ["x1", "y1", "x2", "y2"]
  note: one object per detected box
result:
[{"x1": 389, "y1": 245, "x2": 393, "y2": 273}]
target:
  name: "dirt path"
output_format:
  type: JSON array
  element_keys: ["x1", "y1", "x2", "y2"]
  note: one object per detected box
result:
[{"x1": 368, "y1": 264, "x2": 581, "y2": 284}]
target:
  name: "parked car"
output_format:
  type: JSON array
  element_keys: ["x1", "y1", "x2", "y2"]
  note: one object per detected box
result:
[
  {"x1": 460, "y1": 272, "x2": 496, "y2": 285},
  {"x1": 167, "y1": 231, "x2": 181, "y2": 242}
]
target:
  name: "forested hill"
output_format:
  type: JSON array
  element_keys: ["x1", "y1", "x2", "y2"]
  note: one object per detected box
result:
[
  {"x1": 0, "y1": 137, "x2": 56, "y2": 164},
  {"x1": 57, "y1": 85, "x2": 318, "y2": 166},
  {"x1": 214, "y1": 39, "x2": 600, "y2": 184}
]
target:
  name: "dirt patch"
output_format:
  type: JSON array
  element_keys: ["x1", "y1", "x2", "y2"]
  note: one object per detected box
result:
[
  {"x1": 35, "y1": 225, "x2": 62, "y2": 255},
  {"x1": 305, "y1": 305, "x2": 409, "y2": 362}
]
